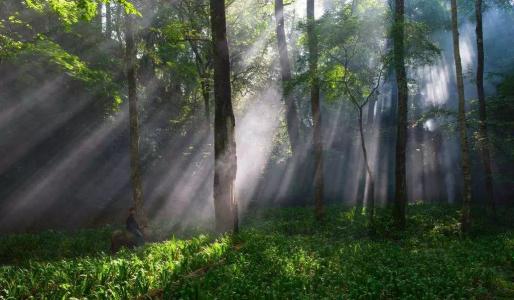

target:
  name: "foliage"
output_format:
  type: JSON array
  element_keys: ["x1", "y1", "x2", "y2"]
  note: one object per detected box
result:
[
  {"x1": 1, "y1": 205, "x2": 514, "y2": 299},
  {"x1": 24, "y1": 0, "x2": 139, "y2": 26},
  {"x1": 0, "y1": 0, "x2": 125, "y2": 109},
  {"x1": 318, "y1": 2, "x2": 386, "y2": 108},
  {"x1": 0, "y1": 231, "x2": 232, "y2": 299}
]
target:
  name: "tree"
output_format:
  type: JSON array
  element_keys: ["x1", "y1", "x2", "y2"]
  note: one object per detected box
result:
[
  {"x1": 275, "y1": 0, "x2": 301, "y2": 154},
  {"x1": 125, "y1": 11, "x2": 147, "y2": 228},
  {"x1": 307, "y1": 0, "x2": 325, "y2": 221},
  {"x1": 340, "y1": 61, "x2": 384, "y2": 225},
  {"x1": 210, "y1": 0, "x2": 238, "y2": 233},
  {"x1": 392, "y1": 0, "x2": 409, "y2": 230},
  {"x1": 125, "y1": 9, "x2": 147, "y2": 227},
  {"x1": 475, "y1": 0, "x2": 496, "y2": 219},
  {"x1": 450, "y1": 0, "x2": 473, "y2": 233},
  {"x1": 318, "y1": 2, "x2": 386, "y2": 223}
]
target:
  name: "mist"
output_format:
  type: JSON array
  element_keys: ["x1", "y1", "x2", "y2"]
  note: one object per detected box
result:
[{"x1": 0, "y1": 0, "x2": 513, "y2": 234}]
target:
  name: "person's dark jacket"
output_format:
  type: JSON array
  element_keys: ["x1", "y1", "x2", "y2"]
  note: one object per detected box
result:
[
  {"x1": 126, "y1": 214, "x2": 141, "y2": 233},
  {"x1": 126, "y1": 213, "x2": 144, "y2": 246}
]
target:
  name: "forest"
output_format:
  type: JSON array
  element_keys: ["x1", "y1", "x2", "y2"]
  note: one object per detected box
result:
[{"x1": 1, "y1": 0, "x2": 514, "y2": 298}]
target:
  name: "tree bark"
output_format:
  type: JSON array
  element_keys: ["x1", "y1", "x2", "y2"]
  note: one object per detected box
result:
[
  {"x1": 307, "y1": 0, "x2": 325, "y2": 221},
  {"x1": 475, "y1": 0, "x2": 496, "y2": 219},
  {"x1": 210, "y1": 0, "x2": 238, "y2": 233},
  {"x1": 451, "y1": 0, "x2": 473, "y2": 233},
  {"x1": 275, "y1": 0, "x2": 301, "y2": 154},
  {"x1": 392, "y1": 0, "x2": 408, "y2": 230},
  {"x1": 125, "y1": 12, "x2": 147, "y2": 228}
]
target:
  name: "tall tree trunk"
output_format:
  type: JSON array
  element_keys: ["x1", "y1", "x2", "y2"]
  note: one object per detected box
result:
[
  {"x1": 359, "y1": 109, "x2": 375, "y2": 223},
  {"x1": 105, "y1": 2, "x2": 112, "y2": 39},
  {"x1": 96, "y1": 2, "x2": 103, "y2": 33},
  {"x1": 451, "y1": 0, "x2": 473, "y2": 233},
  {"x1": 210, "y1": 0, "x2": 238, "y2": 233},
  {"x1": 201, "y1": 74, "x2": 211, "y2": 121},
  {"x1": 475, "y1": 0, "x2": 496, "y2": 219},
  {"x1": 275, "y1": 0, "x2": 301, "y2": 154},
  {"x1": 125, "y1": 12, "x2": 147, "y2": 228},
  {"x1": 307, "y1": 0, "x2": 325, "y2": 221},
  {"x1": 413, "y1": 96, "x2": 426, "y2": 202},
  {"x1": 392, "y1": 0, "x2": 408, "y2": 230},
  {"x1": 352, "y1": 0, "x2": 359, "y2": 13},
  {"x1": 432, "y1": 128, "x2": 447, "y2": 203}
]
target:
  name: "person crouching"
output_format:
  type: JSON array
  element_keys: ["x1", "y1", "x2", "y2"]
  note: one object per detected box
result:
[{"x1": 126, "y1": 207, "x2": 145, "y2": 246}]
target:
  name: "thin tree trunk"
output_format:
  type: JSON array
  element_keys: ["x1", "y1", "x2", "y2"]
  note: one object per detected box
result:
[
  {"x1": 475, "y1": 0, "x2": 496, "y2": 219},
  {"x1": 352, "y1": 0, "x2": 359, "y2": 14},
  {"x1": 96, "y1": 2, "x2": 103, "y2": 33},
  {"x1": 275, "y1": 0, "x2": 301, "y2": 155},
  {"x1": 451, "y1": 0, "x2": 473, "y2": 233},
  {"x1": 307, "y1": 0, "x2": 325, "y2": 221},
  {"x1": 432, "y1": 128, "x2": 447, "y2": 203},
  {"x1": 367, "y1": 98, "x2": 375, "y2": 125},
  {"x1": 355, "y1": 166, "x2": 365, "y2": 214},
  {"x1": 359, "y1": 109, "x2": 375, "y2": 223},
  {"x1": 392, "y1": 0, "x2": 408, "y2": 230},
  {"x1": 125, "y1": 12, "x2": 146, "y2": 228},
  {"x1": 106, "y1": 2, "x2": 112, "y2": 39},
  {"x1": 413, "y1": 96, "x2": 426, "y2": 202},
  {"x1": 201, "y1": 75, "x2": 211, "y2": 120},
  {"x1": 115, "y1": 3, "x2": 124, "y2": 55},
  {"x1": 189, "y1": 41, "x2": 211, "y2": 122},
  {"x1": 210, "y1": 0, "x2": 238, "y2": 233}
]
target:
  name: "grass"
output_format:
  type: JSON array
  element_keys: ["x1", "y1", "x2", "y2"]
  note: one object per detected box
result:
[{"x1": 1, "y1": 204, "x2": 514, "y2": 299}]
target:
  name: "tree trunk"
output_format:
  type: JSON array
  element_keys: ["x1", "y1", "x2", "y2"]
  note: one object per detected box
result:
[
  {"x1": 106, "y1": 2, "x2": 112, "y2": 39},
  {"x1": 125, "y1": 12, "x2": 147, "y2": 228},
  {"x1": 96, "y1": 2, "x2": 103, "y2": 33},
  {"x1": 189, "y1": 40, "x2": 211, "y2": 122},
  {"x1": 355, "y1": 166, "x2": 365, "y2": 214},
  {"x1": 367, "y1": 98, "x2": 375, "y2": 125},
  {"x1": 201, "y1": 75, "x2": 211, "y2": 121},
  {"x1": 451, "y1": 0, "x2": 473, "y2": 233},
  {"x1": 413, "y1": 96, "x2": 426, "y2": 202},
  {"x1": 307, "y1": 0, "x2": 325, "y2": 221},
  {"x1": 210, "y1": 0, "x2": 238, "y2": 233},
  {"x1": 475, "y1": 0, "x2": 496, "y2": 219},
  {"x1": 392, "y1": 0, "x2": 408, "y2": 230},
  {"x1": 351, "y1": 0, "x2": 359, "y2": 14},
  {"x1": 275, "y1": 0, "x2": 301, "y2": 154},
  {"x1": 359, "y1": 109, "x2": 375, "y2": 223}
]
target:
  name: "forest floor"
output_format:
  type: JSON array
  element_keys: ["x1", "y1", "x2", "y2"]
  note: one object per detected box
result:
[{"x1": 1, "y1": 204, "x2": 514, "y2": 299}]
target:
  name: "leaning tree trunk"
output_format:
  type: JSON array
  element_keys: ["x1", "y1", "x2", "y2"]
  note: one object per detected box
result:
[
  {"x1": 125, "y1": 12, "x2": 147, "y2": 228},
  {"x1": 307, "y1": 0, "x2": 325, "y2": 221},
  {"x1": 275, "y1": 0, "x2": 301, "y2": 154},
  {"x1": 210, "y1": 0, "x2": 238, "y2": 233},
  {"x1": 475, "y1": 0, "x2": 496, "y2": 219},
  {"x1": 451, "y1": 0, "x2": 473, "y2": 233},
  {"x1": 392, "y1": 0, "x2": 408, "y2": 230}
]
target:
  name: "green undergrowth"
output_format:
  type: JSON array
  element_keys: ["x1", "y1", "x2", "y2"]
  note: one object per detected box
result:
[{"x1": 1, "y1": 204, "x2": 514, "y2": 299}]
